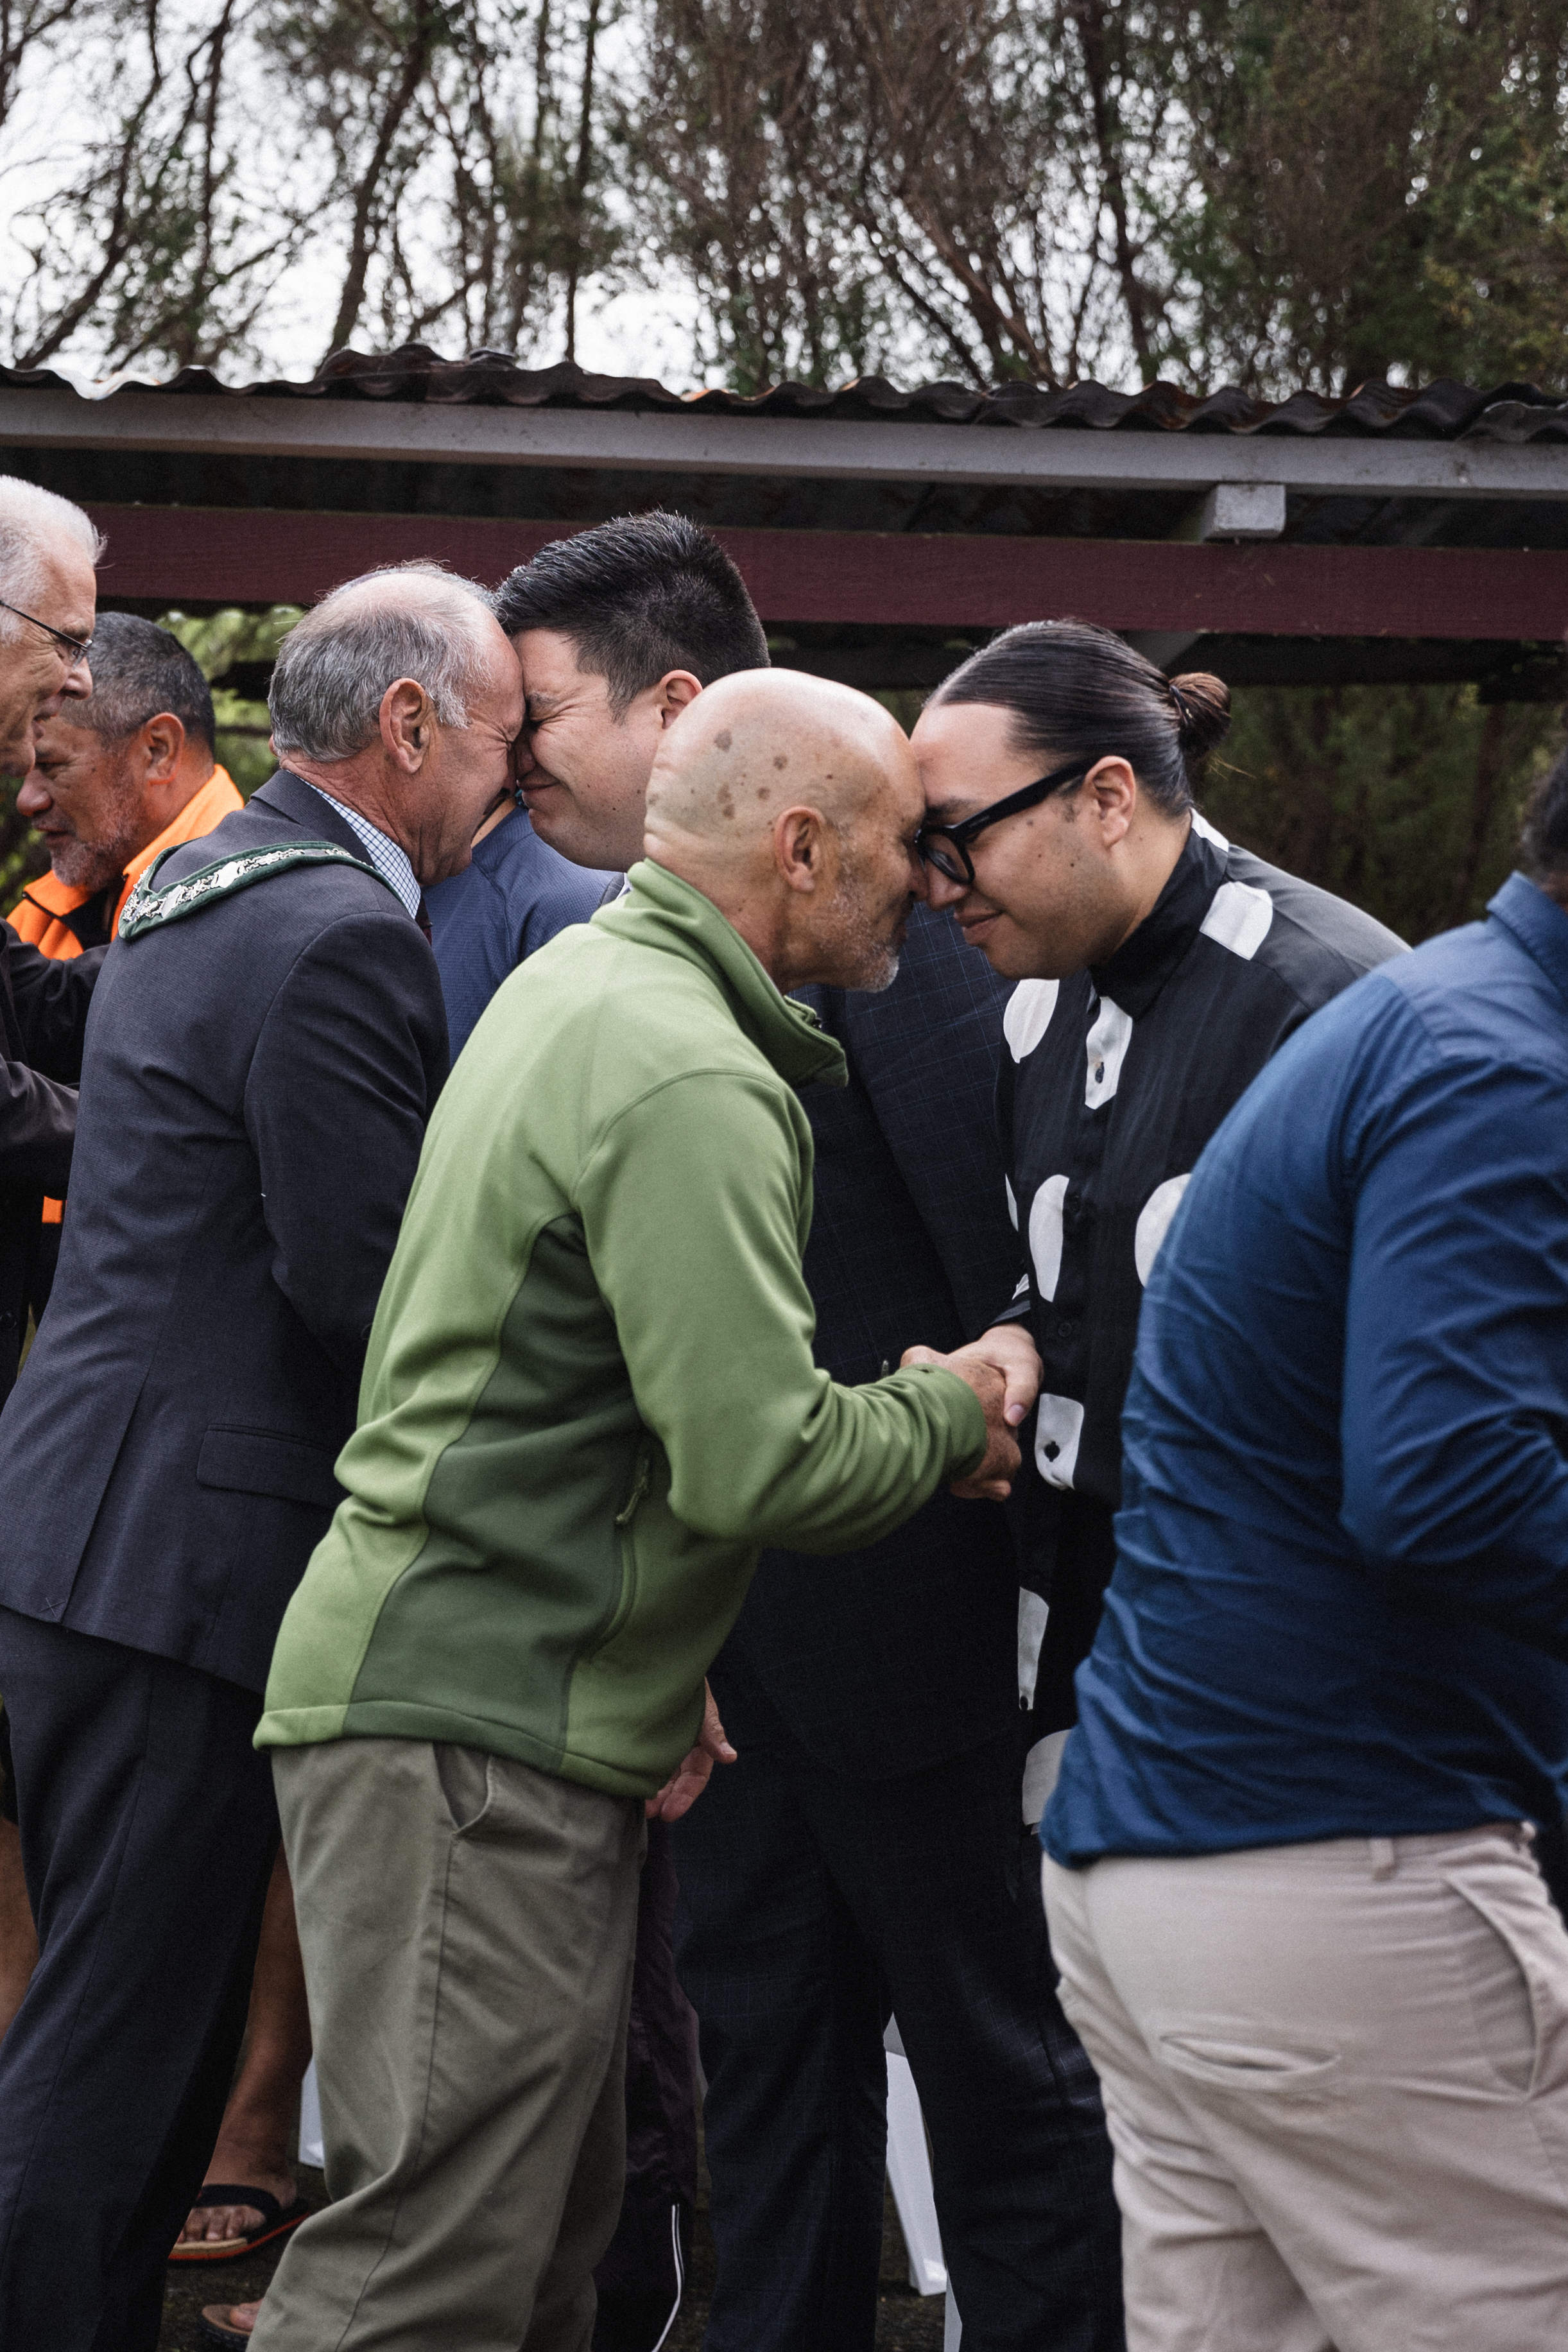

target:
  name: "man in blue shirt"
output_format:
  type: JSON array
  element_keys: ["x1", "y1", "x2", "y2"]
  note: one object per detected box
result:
[
  {"x1": 424, "y1": 791, "x2": 616, "y2": 1059},
  {"x1": 1041, "y1": 772, "x2": 1568, "y2": 2351}
]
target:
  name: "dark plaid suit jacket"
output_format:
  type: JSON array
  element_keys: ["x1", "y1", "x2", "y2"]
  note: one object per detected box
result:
[{"x1": 721, "y1": 899, "x2": 1026, "y2": 1777}]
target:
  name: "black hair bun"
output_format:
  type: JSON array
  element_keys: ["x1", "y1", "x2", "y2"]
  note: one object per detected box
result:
[{"x1": 1170, "y1": 671, "x2": 1231, "y2": 765}]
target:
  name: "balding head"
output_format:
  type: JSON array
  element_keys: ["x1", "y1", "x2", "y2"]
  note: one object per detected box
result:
[
  {"x1": 270, "y1": 562, "x2": 509, "y2": 766},
  {"x1": 644, "y1": 670, "x2": 927, "y2": 993},
  {"x1": 268, "y1": 561, "x2": 524, "y2": 888}
]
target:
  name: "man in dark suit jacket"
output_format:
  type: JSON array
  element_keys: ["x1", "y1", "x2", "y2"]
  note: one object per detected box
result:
[
  {"x1": 673, "y1": 903, "x2": 1123, "y2": 2352},
  {"x1": 497, "y1": 515, "x2": 1122, "y2": 2352},
  {"x1": 0, "y1": 563, "x2": 522, "y2": 2352}
]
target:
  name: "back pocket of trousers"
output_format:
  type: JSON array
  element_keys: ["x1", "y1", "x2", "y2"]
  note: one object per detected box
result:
[{"x1": 1158, "y1": 2030, "x2": 1343, "y2": 2102}]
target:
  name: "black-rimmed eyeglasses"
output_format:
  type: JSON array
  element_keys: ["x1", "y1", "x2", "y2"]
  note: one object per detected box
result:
[
  {"x1": 917, "y1": 755, "x2": 1093, "y2": 887},
  {"x1": 0, "y1": 598, "x2": 93, "y2": 667}
]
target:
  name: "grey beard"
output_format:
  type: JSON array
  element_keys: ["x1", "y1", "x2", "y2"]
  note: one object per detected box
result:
[
  {"x1": 827, "y1": 861, "x2": 906, "y2": 994},
  {"x1": 48, "y1": 833, "x2": 132, "y2": 894},
  {"x1": 854, "y1": 942, "x2": 902, "y2": 993}
]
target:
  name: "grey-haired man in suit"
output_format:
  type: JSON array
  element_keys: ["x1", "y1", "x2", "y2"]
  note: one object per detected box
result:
[{"x1": 0, "y1": 563, "x2": 521, "y2": 2352}]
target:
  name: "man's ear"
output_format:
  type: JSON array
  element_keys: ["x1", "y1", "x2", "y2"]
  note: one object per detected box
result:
[
  {"x1": 381, "y1": 678, "x2": 433, "y2": 772},
  {"x1": 772, "y1": 804, "x2": 829, "y2": 894},
  {"x1": 656, "y1": 671, "x2": 703, "y2": 730},
  {"x1": 1087, "y1": 756, "x2": 1138, "y2": 849},
  {"x1": 139, "y1": 713, "x2": 185, "y2": 784}
]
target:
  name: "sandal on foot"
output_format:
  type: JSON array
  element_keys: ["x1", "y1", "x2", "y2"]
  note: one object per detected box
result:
[
  {"x1": 169, "y1": 2184, "x2": 309, "y2": 2264},
  {"x1": 197, "y1": 2308, "x2": 256, "y2": 2348}
]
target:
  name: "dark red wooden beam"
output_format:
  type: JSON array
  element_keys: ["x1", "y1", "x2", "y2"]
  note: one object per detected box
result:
[{"x1": 83, "y1": 504, "x2": 1568, "y2": 641}]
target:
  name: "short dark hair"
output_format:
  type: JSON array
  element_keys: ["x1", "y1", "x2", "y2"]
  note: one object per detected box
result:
[
  {"x1": 76, "y1": 613, "x2": 216, "y2": 754},
  {"x1": 495, "y1": 513, "x2": 769, "y2": 716},
  {"x1": 1521, "y1": 742, "x2": 1568, "y2": 883},
  {"x1": 928, "y1": 619, "x2": 1230, "y2": 816}
]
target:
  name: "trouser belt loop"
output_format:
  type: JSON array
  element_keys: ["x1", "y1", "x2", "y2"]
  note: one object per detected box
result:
[{"x1": 1368, "y1": 1837, "x2": 1397, "y2": 1880}]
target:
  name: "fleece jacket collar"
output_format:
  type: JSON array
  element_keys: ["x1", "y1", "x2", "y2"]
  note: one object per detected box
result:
[{"x1": 605, "y1": 860, "x2": 849, "y2": 1094}]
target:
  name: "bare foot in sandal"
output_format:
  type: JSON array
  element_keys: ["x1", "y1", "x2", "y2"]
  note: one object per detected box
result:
[
  {"x1": 177, "y1": 2156, "x2": 300, "y2": 2251},
  {"x1": 177, "y1": 1849, "x2": 313, "y2": 2257},
  {"x1": 198, "y1": 2303, "x2": 261, "y2": 2345}
]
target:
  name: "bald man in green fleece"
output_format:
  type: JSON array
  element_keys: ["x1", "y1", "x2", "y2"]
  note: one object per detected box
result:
[{"x1": 249, "y1": 670, "x2": 1025, "y2": 2352}]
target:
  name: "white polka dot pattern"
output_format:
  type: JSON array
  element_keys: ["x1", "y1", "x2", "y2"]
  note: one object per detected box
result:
[
  {"x1": 1200, "y1": 879, "x2": 1274, "y2": 960},
  {"x1": 1134, "y1": 1173, "x2": 1191, "y2": 1284},
  {"x1": 1029, "y1": 1173, "x2": 1070, "y2": 1301},
  {"x1": 1084, "y1": 997, "x2": 1133, "y2": 1109},
  {"x1": 1003, "y1": 979, "x2": 1059, "y2": 1061},
  {"x1": 1017, "y1": 1588, "x2": 1049, "y2": 1708},
  {"x1": 1034, "y1": 1392, "x2": 1084, "y2": 1488}
]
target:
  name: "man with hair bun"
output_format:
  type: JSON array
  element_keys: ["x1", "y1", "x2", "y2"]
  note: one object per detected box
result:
[
  {"x1": 911, "y1": 619, "x2": 1404, "y2": 1817},
  {"x1": 0, "y1": 562, "x2": 522, "y2": 2352}
]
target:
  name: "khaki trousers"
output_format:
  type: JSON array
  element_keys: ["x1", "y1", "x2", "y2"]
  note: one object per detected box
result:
[
  {"x1": 1044, "y1": 1824, "x2": 1568, "y2": 2352},
  {"x1": 252, "y1": 1738, "x2": 644, "y2": 2352}
]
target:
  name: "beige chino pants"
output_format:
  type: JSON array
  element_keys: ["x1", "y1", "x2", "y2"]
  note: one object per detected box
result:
[
  {"x1": 251, "y1": 1738, "x2": 644, "y2": 2352},
  {"x1": 1044, "y1": 1824, "x2": 1568, "y2": 2352}
]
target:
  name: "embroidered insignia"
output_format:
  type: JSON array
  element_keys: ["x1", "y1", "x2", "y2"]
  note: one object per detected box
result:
[{"x1": 117, "y1": 841, "x2": 393, "y2": 940}]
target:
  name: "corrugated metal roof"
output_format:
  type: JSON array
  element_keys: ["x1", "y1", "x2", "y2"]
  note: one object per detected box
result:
[{"x1": 5, "y1": 343, "x2": 1568, "y2": 440}]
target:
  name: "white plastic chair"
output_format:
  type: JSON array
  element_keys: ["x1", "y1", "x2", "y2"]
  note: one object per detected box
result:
[{"x1": 883, "y1": 2018, "x2": 946, "y2": 2298}]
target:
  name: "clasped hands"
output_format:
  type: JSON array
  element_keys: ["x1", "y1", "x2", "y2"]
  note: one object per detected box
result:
[
  {"x1": 901, "y1": 1319, "x2": 1041, "y2": 1503},
  {"x1": 645, "y1": 1322, "x2": 1040, "y2": 1822}
]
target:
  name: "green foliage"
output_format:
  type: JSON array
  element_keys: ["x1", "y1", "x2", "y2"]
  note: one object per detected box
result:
[
  {"x1": 1151, "y1": 0, "x2": 1568, "y2": 394},
  {"x1": 1203, "y1": 682, "x2": 1562, "y2": 940},
  {"x1": 160, "y1": 607, "x2": 301, "y2": 796}
]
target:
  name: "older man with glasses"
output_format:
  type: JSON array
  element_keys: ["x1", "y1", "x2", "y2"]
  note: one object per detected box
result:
[
  {"x1": 0, "y1": 474, "x2": 103, "y2": 2166},
  {"x1": 0, "y1": 480, "x2": 97, "y2": 776},
  {"x1": 0, "y1": 476, "x2": 101, "y2": 1411}
]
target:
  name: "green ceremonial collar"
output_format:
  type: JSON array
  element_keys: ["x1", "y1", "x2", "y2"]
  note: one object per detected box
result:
[{"x1": 118, "y1": 840, "x2": 393, "y2": 940}]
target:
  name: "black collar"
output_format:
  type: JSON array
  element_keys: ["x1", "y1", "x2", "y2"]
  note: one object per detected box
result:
[{"x1": 1088, "y1": 823, "x2": 1228, "y2": 1020}]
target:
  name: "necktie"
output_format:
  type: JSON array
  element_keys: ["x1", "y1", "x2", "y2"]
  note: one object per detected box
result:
[{"x1": 415, "y1": 895, "x2": 432, "y2": 945}]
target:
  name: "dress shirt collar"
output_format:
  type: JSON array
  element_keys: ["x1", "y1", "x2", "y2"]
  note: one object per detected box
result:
[
  {"x1": 300, "y1": 782, "x2": 422, "y2": 921},
  {"x1": 1088, "y1": 819, "x2": 1228, "y2": 1021},
  {"x1": 1487, "y1": 870, "x2": 1568, "y2": 1014}
]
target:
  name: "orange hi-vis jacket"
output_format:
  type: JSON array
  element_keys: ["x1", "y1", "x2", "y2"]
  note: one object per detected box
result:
[
  {"x1": 8, "y1": 765, "x2": 243, "y2": 1219},
  {"x1": 8, "y1": 765, "x2": 243, "y2": 962}
]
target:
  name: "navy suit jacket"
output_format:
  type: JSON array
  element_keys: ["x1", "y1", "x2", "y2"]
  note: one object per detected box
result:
[
  {"x1": 724, "y1": 901, "x2": 1026, "y2": 1777},
  {"x1": 0, "y1": 772, "x2": 448, "y2": 1692}
]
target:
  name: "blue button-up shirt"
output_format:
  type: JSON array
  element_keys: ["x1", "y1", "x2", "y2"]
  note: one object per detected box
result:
[
  {"x1": 423, "y1": 807, "x2": 617, "y2": 1059},
  {"x1": 1044, "y1": 872, "x2": 1568, "y2": 1865}
]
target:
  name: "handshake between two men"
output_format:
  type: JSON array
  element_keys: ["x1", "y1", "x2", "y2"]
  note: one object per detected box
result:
[{"x1": 652, "y1": 1317, "x2": 1041, "y2": 1824}]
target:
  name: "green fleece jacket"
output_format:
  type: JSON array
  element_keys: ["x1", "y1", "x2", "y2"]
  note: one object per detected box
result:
[{"x1": 257, "y1": 860, "x2": 986, "y2": 1797}]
